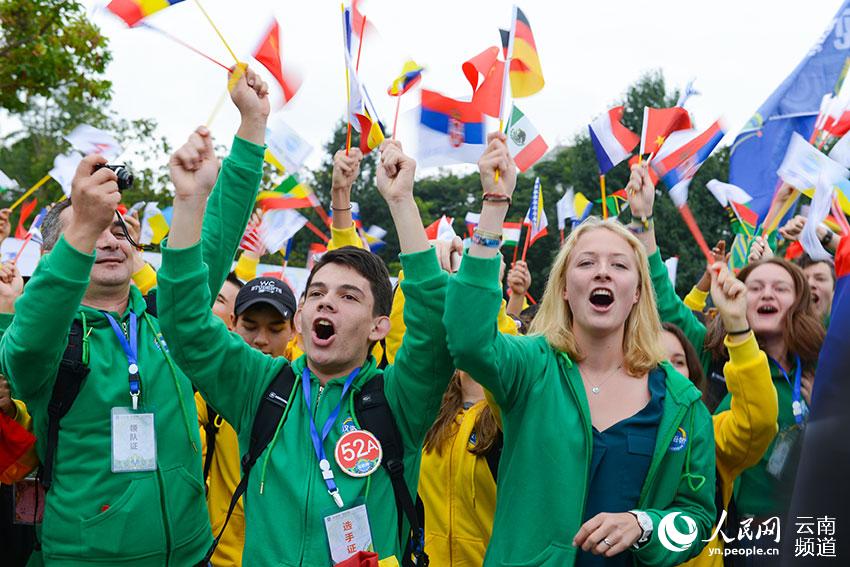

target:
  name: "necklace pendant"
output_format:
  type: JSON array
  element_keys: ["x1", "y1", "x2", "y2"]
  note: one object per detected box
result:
[{"x1": 592, "y1": 386, "x2": 600, "y2": 395}]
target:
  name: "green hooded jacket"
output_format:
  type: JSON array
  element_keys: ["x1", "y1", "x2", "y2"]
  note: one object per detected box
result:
[
  {"x1": 0, "y1": 136, "x2": 264, "y2": 565},
  {"x1": 156, "y1": 241, "x2": 453, "y2": 566},
  {"x1": 443, "y1": 253, "x2": 717, "y2": 567}
]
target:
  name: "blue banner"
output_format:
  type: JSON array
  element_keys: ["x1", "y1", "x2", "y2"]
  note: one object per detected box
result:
[{"x1": 729, "y1": 1, "x2": 850, "y2": 219}]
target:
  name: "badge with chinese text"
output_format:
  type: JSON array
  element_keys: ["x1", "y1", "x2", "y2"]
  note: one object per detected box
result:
[{"x1": 111, "y1": 407, "x2": 156, "y2": 472}]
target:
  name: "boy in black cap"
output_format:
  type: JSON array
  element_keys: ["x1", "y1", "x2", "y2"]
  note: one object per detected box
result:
[{"x1": 231, "y1": 277, "x2": 297, "y2": 358}]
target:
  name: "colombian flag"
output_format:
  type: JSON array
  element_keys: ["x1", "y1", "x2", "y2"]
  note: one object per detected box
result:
[
  {"x1": 499, "y1": 7, "x2": 544, "y2": 98},
  {"x1": 107, "y1": 0, "x2": 185, "y2": 27}
]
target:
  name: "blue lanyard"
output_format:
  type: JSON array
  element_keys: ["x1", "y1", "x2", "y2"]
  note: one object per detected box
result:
[
  {"x1": 301, "y1": 366, "x2": 359, "y2": 508},
  {"x1": 104, "y1": 312, "x2": 141, "y2": 410},
  {"x1": 769, "y1": 354, "x2": 805, "y2": 425}
]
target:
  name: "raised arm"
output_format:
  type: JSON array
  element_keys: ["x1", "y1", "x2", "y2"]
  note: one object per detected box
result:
[
  {"x1": 161, "y1": 128, "x2": 283, "y2": 431},
  {"x1": 328, "y1": 148, "x2": 366, "y2": 249},
  {"x1": 709, "y1": 262, "x2": 778, "y2": 489},
  {"x1": 201, "y1": 65, "x2": 269, "y2": 300},
  {"x1": 1, "y1": 156, "x2": 119, "y2": 399},
  {"x1": 375, "y1": 140, "x2": 453, "y2": 445}
]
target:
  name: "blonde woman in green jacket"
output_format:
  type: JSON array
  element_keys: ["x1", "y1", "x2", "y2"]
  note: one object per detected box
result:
[{"x1": 443, "y1": 133, "x2": 716, "y2": 567}]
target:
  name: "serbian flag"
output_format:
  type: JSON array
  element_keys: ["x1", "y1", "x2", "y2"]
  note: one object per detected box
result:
[
  {"x1": 651, "y1": 120, "x2": 726, "y2": 198},
  {"x1": 388, "y1": 60, "x2": 423, "y2": 96},
  {"x1": 418, "y1": 90, "x2": 485, "y2": 167},
  {"x1": 499, "y1": 7, "x2": 544, "y2": 98},
  {"x1": 640, "y1": 107, "x2": 692, "y2": 157},
  {"x1": 253, "y1": 19, "x2": 301, "y2": 104},
  {"x1": 504, "y1": 104, "x2": 548, "y2": 171},
  {"x1": 463, "y1": 46, "x2": 504, "y2": 118},
  {"x1": 355, "y1": 110, "x2": 385, "y2": 155},
  {"x1": 424, "y1": 215, "x2": 457, "y2": 241},
  {"x1": 106, "y1": 0, "x2": 185, "y2": 26},
  {"x1": 523, "y1": 177, "x2": 548, "y2": 246},
  {"x1": 589, "y1": 106, "x2": 640, "y2": 174}
]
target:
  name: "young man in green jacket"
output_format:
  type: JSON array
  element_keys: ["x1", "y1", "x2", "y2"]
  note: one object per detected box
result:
[
  {"x1": 443, "y1": 136, "x2": 716, "y2": 567},
  {"x1": 158, "y1": 138, "x2": 453, "y2": 566},
  {"x1": 0, "y1": 67, "x2": 271, "y2": 565}
]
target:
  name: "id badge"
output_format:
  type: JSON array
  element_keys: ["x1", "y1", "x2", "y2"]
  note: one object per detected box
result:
[
  {"x1": 12, "y1": 475, "x2": 44, "y2": 525},
  {"x1": 324, "y1": 501, "x2": 373, "y2": 564},
  {"x1": 766, "y1": 424, "x2": 803, "y2": 480},
  {"x1": 111, "y1": 407, "x2": 156, "y2": 472}
]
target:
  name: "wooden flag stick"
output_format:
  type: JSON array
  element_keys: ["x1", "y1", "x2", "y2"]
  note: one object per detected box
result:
[
  {"x1": 10, "y1": 174, "x2": 51, "y2": 211},
  {"x1": 599, "y1": 173, "x2": 608, "y2": 219},
  {"x1": 205, "y1": 90, "x2": 228, "y2": 128},
  {"x1": 193, "y1": 0, "x2": 240, "y2": 65}
]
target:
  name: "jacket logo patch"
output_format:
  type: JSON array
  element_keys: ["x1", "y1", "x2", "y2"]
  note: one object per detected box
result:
[
  {"x1": 669, "y1": 427, "x2": 687, "y2": 452},
  {"x1": 341, "y1": 416, "x2": 358, "y2": 434},
  {"x1": 467, "y1": 432, "x2": 478, "y2": 449}
]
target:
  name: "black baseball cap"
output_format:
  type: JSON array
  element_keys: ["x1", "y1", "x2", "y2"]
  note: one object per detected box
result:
[{"x1": 234, "y1": 277, "x2": 297, "y2": 320}]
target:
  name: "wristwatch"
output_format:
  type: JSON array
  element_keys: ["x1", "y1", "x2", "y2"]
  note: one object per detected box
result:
[{"x1": 629, "y1": 509, "x2": 653, "y2": 548}]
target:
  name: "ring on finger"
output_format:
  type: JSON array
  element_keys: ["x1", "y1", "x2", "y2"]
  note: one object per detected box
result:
[{"x1": 602, "y1": 538, "x2": 614, "y2": 547}]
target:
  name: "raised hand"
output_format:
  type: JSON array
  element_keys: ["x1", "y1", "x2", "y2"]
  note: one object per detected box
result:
[
  {"x1": 431, "y1": 236, "x2": 464, "y2": 273},
  {"x1": 66, "y1": 154, "x2": 121, "y2": 253},
  {"x1": 625, "y1": 163, "x2": 655, "y2": 219},
  {"x1": 229, "y1": 64, "x2": 270, "y2": 146},
  {"x1": 169, "y1": 126, "x2": 220, "y2": 203},
  {"x1": 0, "y1": 208, "x2": 11, "y2": 243},
  {"x1": 332, "y1": 148, "x2": 363, "y2": 193},
  {"x1": 779, "y1": 215, "x2": 806, "y2": 242},
  {"x1": 507, "y1": 260, "x2": 532, "y2": 296},
  {"x1": 478, "y1": 132, "x2": 517, "y2": 197},
  {"x1": 748, "y1": 236, "x2": 773, "y2": 263},
  {"x1": 0, "y1": 262, "x2": 24, "y2": 314},
  {"x1": 376, "y1": 140, "x2": 416, "y2": 205},
  {"x1": 709, "y1": 261, "x2": 749, "y2": 333},
  {"x1": 0, "y1": 374, "x2": 16, "y2": 418}
]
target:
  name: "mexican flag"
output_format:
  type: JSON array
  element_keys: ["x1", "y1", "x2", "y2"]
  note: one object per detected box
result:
[
  {"x1": 502, "y1": 222, "x2": 522, "y2": 246},
  {"x1": 504, "y1": 104, "x2": 548, "y2": 172}
]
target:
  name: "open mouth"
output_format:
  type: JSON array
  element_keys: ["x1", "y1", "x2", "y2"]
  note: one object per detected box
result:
[
  {"x1": 756, "y1": 305, "x2": 778, "y2": 315},
  {"x1": 312, "y1": 318, "x2": 336, "y2": 345},
  {"x1": 811, "y1": 294, "x2": 820, "y2": 304},
  {"x1": 589, "y1": 288, "x2": 614, "y2": 309}
]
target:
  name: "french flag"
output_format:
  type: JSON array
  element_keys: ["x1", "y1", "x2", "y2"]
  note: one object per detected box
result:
[
  {"x1": 418, "y1": 90, "x2": 485, "y2": 167},
  {"x1": 588, "y1": 106, "x2": 640, "y2": 174},
  {"x1": 651, "y1": 120, "x2": 726, "y2": 197}
]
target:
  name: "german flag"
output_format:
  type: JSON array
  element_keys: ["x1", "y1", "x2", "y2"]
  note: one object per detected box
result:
[{"x1": 499, "y1": 7, "x2": 544, "y2": 98}]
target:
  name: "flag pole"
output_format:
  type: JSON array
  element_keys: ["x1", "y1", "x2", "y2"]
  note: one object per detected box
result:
[
  {"x1": 193, "y1": 0, "x2": 240, "y2": 65},
  {"x1": 495, "y1": 4, "x2": 517, "y2": 183},
  {"x1": 520, "y1": 223, "x2": 532, "y2": 262},
  {"x1": 392, "y1": 96, "x2": 402, "y2": 140},
  {"x1": 10, "y1": 175, "x2": 51, "y2": 211},
  {"x1": 13, "y1": 232, "x2": 33, "y2": 263},
  {"x1": 559, "y1": 228, "x2": 564, "y2": 244},
  {"x1": 205, "y1": 90, "x2": 228, "y2": 128},
  {"x1": 304, "y1": 220, "x2": 330, "y2": 243},
  {"x1": 677, "y1": 203, "x2": 713, "y2": 264},
  {"x1": 831, "y1": 194, "x2": 850, "y2": 234},
  {"x1": 512, "y1": 223, "x2": 523, "y2": 264},
  {"x1": 141, "y1": 24, "x2": 230, "y2": 71},
  {"x1": 599, "y1": 173, "x2": 608, "y2": 219}
]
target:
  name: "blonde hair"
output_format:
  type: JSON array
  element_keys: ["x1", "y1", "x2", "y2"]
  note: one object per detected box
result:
[{"x1": 528, "y1": 217, "x2": 666, "y2": 376}]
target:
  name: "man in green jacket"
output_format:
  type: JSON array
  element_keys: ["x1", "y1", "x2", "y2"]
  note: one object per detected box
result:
[
  {"x1": 158, "y1": 137, "x2": 453, "y2": 566},
  {"x1": 0, "y1": 66, "x2": 271, "y2": 565}
]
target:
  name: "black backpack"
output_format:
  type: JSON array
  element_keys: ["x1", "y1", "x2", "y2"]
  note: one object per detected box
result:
[
  {"x1": 201, "y1": 364, "x2": 428, "y2": 567},
  {"x1": 40, "y1": 293, "x2": 158, "y2": 492},
  {"x1": 201, "y1": 403, "x2": 220, "y2": 484}
]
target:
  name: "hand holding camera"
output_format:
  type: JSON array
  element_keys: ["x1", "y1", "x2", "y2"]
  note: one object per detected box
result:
[{"x1": 64, "y1": 154, "x2": 124, "y2": 253}]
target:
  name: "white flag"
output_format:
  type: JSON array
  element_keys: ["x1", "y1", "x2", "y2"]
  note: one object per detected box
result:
[
  {"x1": 65, "y1": 124, "x2": 123, "y2": 160},
  {"x1": 664, "y1": 256, "x2": 679, "y2": 287},
  {"x1": 777, "y1": 132, "x2": 848, "y2": 190},
  {"x1": 800, "y1": 173, "x2": 839, "y2": 261},
  {"x1": 706, "y1": 180, "x2": 753, "y2": 207},
  {"x1": 260, "y1": 209, "x2": 308, "y2": 253},
  {"x1": 266, "y1": 116, "x2": 314, "y2": 172},
  {"x1": 556, "y1": 187, "x2": 575, "y2": 231},
  {"x1": 49, "y1": 152, "x2": 84, "y2": 197},
  {"x1": 0, "y1": 169, "x2": 19, "y2": 191}
]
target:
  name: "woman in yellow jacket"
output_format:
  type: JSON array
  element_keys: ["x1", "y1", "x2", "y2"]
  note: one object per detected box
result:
[{"x1": 658, "y1": 265, "x2": 778, "y2": 566}]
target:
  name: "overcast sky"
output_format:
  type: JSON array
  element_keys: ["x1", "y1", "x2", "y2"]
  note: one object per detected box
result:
[{"x1": 79, "y1": 0, "x2": 843, "y2": 175}]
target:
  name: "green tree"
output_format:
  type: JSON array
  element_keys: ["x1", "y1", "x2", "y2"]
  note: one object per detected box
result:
[{"x1": 0, "y1": 0, "x2": 111, "y2": 113}]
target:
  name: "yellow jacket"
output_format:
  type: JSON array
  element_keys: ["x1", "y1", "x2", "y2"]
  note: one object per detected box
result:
[
  {"x1": 683, "y1": 333, "x2": 778, "y2": 566},
  {"x1": 196, "y1": 393, "x2": 245, "y2": 567},
  {"x1": 419, "y1": 401, "x2": 497, "y2": 567}
]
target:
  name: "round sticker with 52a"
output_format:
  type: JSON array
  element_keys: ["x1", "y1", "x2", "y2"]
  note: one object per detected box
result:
[{"x1": 334, "y1": 430, "x2": 383, "y2": 477}]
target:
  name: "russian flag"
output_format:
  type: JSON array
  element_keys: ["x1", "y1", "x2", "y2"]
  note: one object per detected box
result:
[
  {"x1": 588, "y1": 106, "x2": 640, "y2": 175},
  {"x1": 418, "y1": 90, "x2": 485, "y2": 168},
  {"x1": 651, "y1": 120, "x2": 726, "y2": 192}
]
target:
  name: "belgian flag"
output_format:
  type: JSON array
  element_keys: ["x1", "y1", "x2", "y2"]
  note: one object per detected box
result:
[{"x1": 499, "y1": 7, "x2": 544, "y2": 98}]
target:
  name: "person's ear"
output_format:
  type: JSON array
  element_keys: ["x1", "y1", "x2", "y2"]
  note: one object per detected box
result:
[
  {"x1": 230, "y1": 313, "x2": 237, "y2": 330},
  {"x1": 293, "y1": 307, "x2": 303, "y2": 335},
  {"x1": 368, "y1": 315, "x2": 391, "y2": 343}
]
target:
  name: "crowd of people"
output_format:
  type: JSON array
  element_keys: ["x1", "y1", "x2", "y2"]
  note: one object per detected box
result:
[{"x1": 0, "y1": 64, "x2": 844, "y2": 567}]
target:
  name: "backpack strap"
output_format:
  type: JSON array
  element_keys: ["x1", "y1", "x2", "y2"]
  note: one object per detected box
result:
[
  {"x1": 484, "y1": 432, "x2": 504, "y2": 483},
  {"x1": 143, "y1": 290, "x2": 158, "y2": 318},
  {"x1": 42, "y1": 319, "x2": 90, "y2": 492},
  {"x1": 202, "y1": 403, "x2": 220, "y2": 483},
  {"x1": 354, "y1": 375, "x2": 429, "y2": 567},
  {"x1": 200, "y1": 363, "x2": 297, "y2": 565}
]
